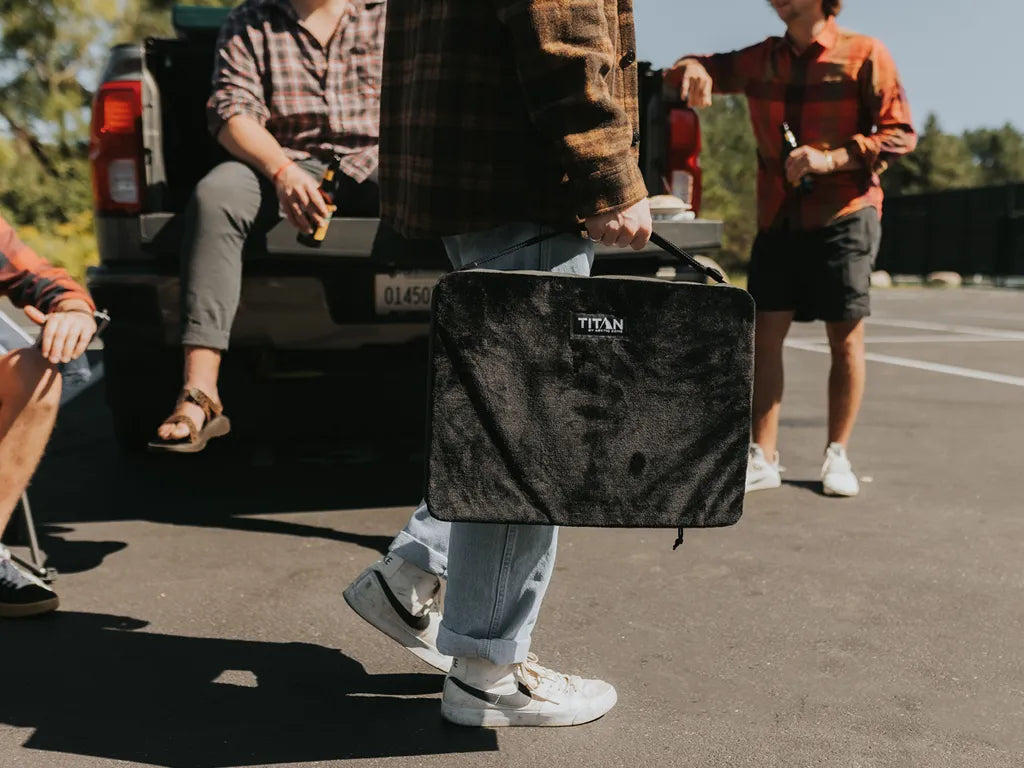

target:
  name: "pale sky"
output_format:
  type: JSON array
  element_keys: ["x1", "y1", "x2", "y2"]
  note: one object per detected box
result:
[{"x1": 635, "y1": 0, "x2": 1020, "y2": 135}]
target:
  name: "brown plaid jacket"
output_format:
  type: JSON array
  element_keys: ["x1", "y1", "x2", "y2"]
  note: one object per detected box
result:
[
  {"x1": 208, "y1": 0, "x2": 384, "y2": 182},
  {"x1": 379, "y1": 0, "x2": 647, "y2": 238},
  {"x1": 0, "y1": 214, "x2": 94, "y2": 313}
]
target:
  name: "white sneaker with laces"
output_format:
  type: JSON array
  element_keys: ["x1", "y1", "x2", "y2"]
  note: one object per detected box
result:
[
  {"x1": 745, "y1": 443, "x2": 782, "y2": 493},
  {"x1": 441, "y1": 653, "x2": 617, "y2": 727},
  {"x1": 343, "y1": 553, "x2": 452, "y2": 672},
  {"x1": 821, "y1": 442, "x2": 859, "y2": 497}
]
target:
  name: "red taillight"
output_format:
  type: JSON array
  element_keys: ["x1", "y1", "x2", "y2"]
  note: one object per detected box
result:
[
  {"x1": 667, "y1": 106, "x2": 702, "y2": 217},
  {"x1": 89, "y1": 81, "x2": 143, "y2": 214},
  {"x1": 100, "y1": 91, "x2": 139, "y2": 133}
]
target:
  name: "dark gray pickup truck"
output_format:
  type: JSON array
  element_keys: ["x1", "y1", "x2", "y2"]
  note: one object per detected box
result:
[{"x1": 87, "y1": 5, "x2": 722, "y2": 453}]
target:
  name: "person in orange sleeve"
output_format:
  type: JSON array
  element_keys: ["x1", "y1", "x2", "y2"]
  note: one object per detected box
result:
[
  {"x1": 0, "y1": 213, "x2": 100, "y2": 617},
  {"x1": 670, "y1": 0, "x2": 916, "y2": 497}
]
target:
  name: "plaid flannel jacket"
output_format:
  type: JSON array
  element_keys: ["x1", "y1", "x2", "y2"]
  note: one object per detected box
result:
[
  {"x1": 688, "y1": 19, "x2": 916, "y2": 231},
  {"x1": 207, "y1": 0, "x2": 384, "y2": 182},
  {"x1": 0, "y1": 214, "x2": 94, "y2": 313},
  {"x1": 379, "y1": 0, "x2": 647, "y2": 238}
]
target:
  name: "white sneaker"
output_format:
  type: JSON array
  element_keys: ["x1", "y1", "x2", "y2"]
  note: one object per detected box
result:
[
  {"x1": 745, "y1": 443, "x2": 782, "y2": 492},
  {"x1": 343, "y1": 553, "x2": 452, "y2": 672},
  {"x1": 441, "y1": 653, "x2": 617, "y2": 727},
  {"x1": 821, "y1": 443, "x2": 859, "y2": 497}
]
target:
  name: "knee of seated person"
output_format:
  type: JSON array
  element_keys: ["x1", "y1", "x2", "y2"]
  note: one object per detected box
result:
[
  {"x1": 1, "y1": 348, "x2": 62, "y2": 405},
  {"x1": 192, "y1": 164, "x2": 248, "y2": 212},
  {"x1": 192, "y1": 177, "x2": 233, "y2": 213}
]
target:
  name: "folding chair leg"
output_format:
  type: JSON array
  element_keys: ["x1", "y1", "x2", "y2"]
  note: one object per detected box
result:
[{"x1": 10, "y1": 493, "x2": 57, "y2": 584}]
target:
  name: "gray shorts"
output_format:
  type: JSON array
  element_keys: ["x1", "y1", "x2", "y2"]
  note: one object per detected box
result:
[{"x1": 747, "y1": 208, "x2": 881, "y2": 323}]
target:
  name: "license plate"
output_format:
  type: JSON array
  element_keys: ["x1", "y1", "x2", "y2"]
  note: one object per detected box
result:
[{"x1": 374, "y1": 272, "x2": 443, "y2": 314}]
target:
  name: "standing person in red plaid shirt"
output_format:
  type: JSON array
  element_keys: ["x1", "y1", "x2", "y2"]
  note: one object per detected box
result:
[
  {"x1": 150, "y1": 0, "x2": 384, "y2": 453},
  {"x1": 671, "y1": 0, "x2": 916, "y2": 497}
]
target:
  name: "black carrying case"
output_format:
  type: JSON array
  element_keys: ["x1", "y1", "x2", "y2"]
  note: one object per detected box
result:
[{"x1": 425, "y1": 233, "x2": 755, "y2": 545}]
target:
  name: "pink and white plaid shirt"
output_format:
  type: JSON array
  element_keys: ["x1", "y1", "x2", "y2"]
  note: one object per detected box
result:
[{"x1": 207, "y1": 0, "x2": 384, "y2": 182}]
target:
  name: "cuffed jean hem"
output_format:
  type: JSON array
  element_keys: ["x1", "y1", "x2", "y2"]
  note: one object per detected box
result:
[
  {"x1": 436, "y1": 623, "x2": 531, "y2": 666},
  {"x1": 181, "y1": 328, "x2": 231, "y2": 352},
  {"x1": 388, "y1": 530, "x2": 448, "y2": 578}
]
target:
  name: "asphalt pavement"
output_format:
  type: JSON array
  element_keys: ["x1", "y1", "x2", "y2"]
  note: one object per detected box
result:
[{"x1": 2, "y1": 287, "x2": 1023, "y2": 768}]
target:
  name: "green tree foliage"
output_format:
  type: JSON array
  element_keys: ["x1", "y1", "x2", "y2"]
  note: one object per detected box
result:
[
  {"x1": 882, "y1": 114, "x2": 981, "y2": 196},
  {"x1": 0, "y1": 0, "x2": 120, "y2": 150},
  {"x1": 0, "y1": 0, "x2": 238, "y2": 225},
  {"x1": 0, "y1": 1, "x2": 235, "y2": 278},
  {"x1": 0, "y1": 0, "x2": 123, "y2": 277},
  {"x1": 697, "y1": 96, "x2": 758, "y2": 270},
  {"x1": 963, "y1": 124, "x2": 1024, "y2": 186},
  {"x1": 0, "y1": 141, "x2": 91, "y2": 226},
  {"x1": 121, "y1": 0, "x2": 237, "y2": 41},
  {"x1": 0, "y1": 0, "x2": 122, "y2": 231}
]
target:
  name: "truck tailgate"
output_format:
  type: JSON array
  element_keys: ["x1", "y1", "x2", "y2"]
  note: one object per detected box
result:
[{"x1": 135, "y1": 212, "x2": 722, "y2": 261}]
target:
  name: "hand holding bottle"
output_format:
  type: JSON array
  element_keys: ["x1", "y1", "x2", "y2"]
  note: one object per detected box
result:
[
  {"x1": 780, "y1": 122, "x2": 816, "y2": 194},
  {"x1": 784, "y1": 146, "x2": 833, "y2": 187},
  {"x1": 274, "y1": 161, "x2": 331, "y2": 235}
]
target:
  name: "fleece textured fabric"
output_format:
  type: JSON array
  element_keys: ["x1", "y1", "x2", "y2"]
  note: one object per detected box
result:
[{"x1": 426, "y1": 270, "x2": 754, "y2": 530}]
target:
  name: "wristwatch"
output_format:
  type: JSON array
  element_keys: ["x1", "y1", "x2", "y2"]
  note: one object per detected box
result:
[
  {"x1": 93, "y1": 309, "x2": 112, "y2": 336},
  {"x1": 64, "y1": 307, "x2": 111, "y2": 336}
]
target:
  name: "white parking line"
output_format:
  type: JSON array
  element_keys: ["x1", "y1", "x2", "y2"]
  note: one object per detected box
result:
[
  {"x1": 785, "y1": 340, "x2": 1024, "y2": 388},
  {"x1": 949, "y1": 310, "x2": 1024, "y2": 323},
  {"x1": 869, "y1": 318, "x2": 1024, "y2": 340},
  {"x1": 863, "y1": 335, "x2": 1024, "y2": 344}
]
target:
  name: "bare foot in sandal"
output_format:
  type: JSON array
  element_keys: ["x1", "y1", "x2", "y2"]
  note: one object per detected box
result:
[
  {"x1": 156, "y1": 386, "x2": 215, "y2": 442},
  {"x1": 149, "y1": 386, "x2": 231, "y2": 453}
]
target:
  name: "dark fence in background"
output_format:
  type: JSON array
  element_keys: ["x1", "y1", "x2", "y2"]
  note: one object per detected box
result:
[{"x1": 878, "y1": 184, "x2": 1024, "y2": 277}]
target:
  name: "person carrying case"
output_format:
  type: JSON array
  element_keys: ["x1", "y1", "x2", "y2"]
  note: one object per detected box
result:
[{"x1": 425, "y1": 231, "x2": 754, "y2": 548}]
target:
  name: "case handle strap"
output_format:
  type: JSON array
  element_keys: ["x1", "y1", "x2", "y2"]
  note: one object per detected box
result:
[
  {"x1": 461, "y1": 227, "x2": 725, "y2": 284},
  {"x1": 459, "y1": 229, "x2": 566, "y2": 271}
]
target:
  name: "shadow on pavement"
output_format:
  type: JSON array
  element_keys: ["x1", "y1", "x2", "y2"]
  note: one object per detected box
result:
[
  {"x1": 781, "y1": 479, "x2": 829, "y2": 496},
  {"x1": 14, "y1": 368, "x2": 422, "y2": 571},
  {"x1": 32, "y1": 525, "x2": 128, "y2": 575},
  {"x1": 1, "y1": 611, "x2": 496, "y2": 766}
]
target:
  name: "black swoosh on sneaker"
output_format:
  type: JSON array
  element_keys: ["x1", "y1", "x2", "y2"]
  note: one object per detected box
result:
[
  {"x1": 449, "y1": 676, "x2": 534, "y2": 706},
  {"x1": 372, "y1": 569, "x2": 431, "y2": 632}
]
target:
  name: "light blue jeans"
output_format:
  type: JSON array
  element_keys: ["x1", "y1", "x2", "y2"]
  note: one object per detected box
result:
[{"x1": 388, "y1": 221, "x2": 594, "y2": 665}]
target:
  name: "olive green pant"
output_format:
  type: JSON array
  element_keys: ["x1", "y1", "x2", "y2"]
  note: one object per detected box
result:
[{"x1": 179, "y1": 159, "x2": 378, "y2": 350}]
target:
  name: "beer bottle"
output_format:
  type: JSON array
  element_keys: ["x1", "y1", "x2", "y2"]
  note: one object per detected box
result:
[
  {"x1": 780, "y1": 121, "x2": 814, "y2": 194},
  {"x1": 297, "y1": 155, "x2": 342, "y2": 248}
]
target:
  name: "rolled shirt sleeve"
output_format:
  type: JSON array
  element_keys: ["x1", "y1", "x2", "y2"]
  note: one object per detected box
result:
[
  {"x1": 206, "y1": 14, "x2": 271, "y2": 137},
  {"x1": 848, "y1": 39, "x2": 917, "y2": 173},
  {"x1": 494, "y1": 0, "x2": 647, "y2": 219},
  {"x1": 674, "y1": 42, "x2": 767, "y2": 96},
  {"x1": 0, "y1": 215, "x2": 95, "y2": 313}
]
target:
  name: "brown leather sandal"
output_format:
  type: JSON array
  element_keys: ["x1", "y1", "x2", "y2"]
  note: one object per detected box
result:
[{"x1": 147, "y1": 387, "x2": 231, "y2": 454}]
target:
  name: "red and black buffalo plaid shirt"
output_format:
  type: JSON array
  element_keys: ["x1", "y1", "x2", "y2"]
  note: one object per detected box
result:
[
  {"x1": 379, "y1": 0, "x2": 647, "y2": 238},
  {"x1": 208, "y1": 0, "x2": 384, "y2": 182},
  {"x1": 686, "y1": 18, "x2": 916, "y2": 231},
  {"x1": 0, "y1": 214, "x2": 94, "y2": 313}
]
